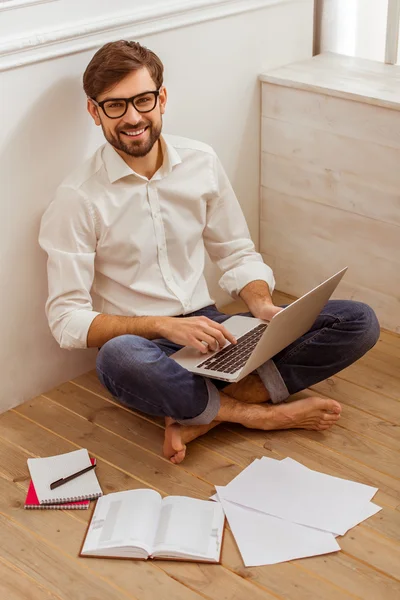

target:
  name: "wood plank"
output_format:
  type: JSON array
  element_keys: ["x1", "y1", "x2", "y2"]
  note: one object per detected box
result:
[
  {"x1": 354, "y1": 350, "x2": 400, "y2": 387},
  {"x1": 0, "y1": 436, "x2": 354, "y2": 600},
  {"x1": 7, "y1": 396, "x2": 398, "y2": 598},
  {"x1": 260, "y1": 192, "x2": 400, "y2": 332},
  {"x1": 262, "y1": 84, "x2": 400, "y2": 151},
  {"x1": 221, "y1": 427, "x2": 400, "y2": 577},
  {"x1": 307, "y1": 392, "x2": 400, "y2": 452},
  {"x1": 224, "y1": 527, "x2": 400, "y2": 600},
  {"x1": 0, "y1": 415, "x2": 284, "y2": 600},
  {"x1": 37, "y1": 382, "x2": 400, "y2": 592},
  {"x1": 265, "y1": 248, "x2": 400, "y2": 335},
  {"x1": 12, "y1": 388, "x2": 380, "y2": 600},
  {"x1": 13, "y1": 397, "x2": 213, "y2": 499},
  {"x1": 259, "y1": 53, "x2": 400, "y2": 112},
  {"x1": 0, "y1": 416, "x2": 277, "y2": 600},
  {"x1": 310, "y1": 377, "x2": 400, "y2": 425},
  {"x1": 196, "y1": 427, "x2": 400, "y2": 543},
  {"x1": 295, "y1": 551, "x2": 400, "y2": 600},
  {"x1": 339, "y1": 527, "x2": 400, "y2": 580},
  {"x1": 0, "y1": 425, "x2": 214, "y2": 600},
  {"x1": 74, "y1": 367, "x2": 400, "y2": 510},
  {"x1": 286, "y1": 427, "x2": 399, "y2": 480},
  {"x1": 224, "y1": 425, "x2": 400, "y2": 509},
  {"x1": 0, "y1": 473, "x2": 261, "y2": 600},
  {"x1": 0, "y1": 557, "x2": 61, "y2": 600},
  {"x1": 0, "y1": 514, "x2": 134, "y2": 600},
  {"x1": 261, "y1": 152, "x2": 400, "y2": 228},
  {"x1": 260, "y1": 188, "x2": 400, "y2": 299},
  {"x1": 6, "y1": 403, "x2": 286, "y2": 600},
  {"x1": 376, "y1": 338, "x2": 400, "y2": 360},
  {"x1": 284, "y1": 390, "x2": 400, "y2": 473},
  {"x1": 262, "y1": 116, "x2": 400, "y2": 189},
  {"x1": 379, "y1": 329, "x2": 400, "y2": 347},
  {"x1": 42, "y1": 383, "x2": 241, "y2": 487},
  {"x1": 338, "y1": 361, "x2": 399, "y2": 401},
  {"x1": 223, "y1": 256, "x2": 399, "y2": 344},
  {"x1": 0, "y1": 478, "x2": 203, "y2": 600}
]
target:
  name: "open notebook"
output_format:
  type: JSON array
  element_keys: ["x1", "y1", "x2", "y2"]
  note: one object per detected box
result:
[
  {"x1": 27, "y1": 449, "x2": 102, "y2": 505},
  {"x1": 80, "y1": 489, "x2": 225, "y2": 562}
]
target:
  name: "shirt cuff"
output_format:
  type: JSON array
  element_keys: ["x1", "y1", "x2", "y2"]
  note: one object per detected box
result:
[
  {"x1": 219, "y1": 261, "x2": 275, "y2": 299},
  {"x1": 56, "y1": 309, "x2": 101, "y2": 350}
]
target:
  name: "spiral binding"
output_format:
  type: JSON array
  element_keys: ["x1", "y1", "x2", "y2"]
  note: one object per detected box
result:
[
  {"x1": 25, "y1": 503, "x2": 89, "y2": 510},
  {"x1": 42, "y1": 492, "x2": 102, "y2": 505}
]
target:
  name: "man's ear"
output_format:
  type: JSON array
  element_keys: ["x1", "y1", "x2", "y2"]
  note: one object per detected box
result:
[
  {"x1": 87, "y1": 98, "x2": 101, "y2": 126},
  {"x1": 159, "y1": 86, "x2": 167, "y2": 115}
]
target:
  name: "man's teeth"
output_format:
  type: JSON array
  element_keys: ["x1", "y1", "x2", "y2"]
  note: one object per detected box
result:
[{"x1": 123, "y1": 128, "x2": 146, "y2": 137}]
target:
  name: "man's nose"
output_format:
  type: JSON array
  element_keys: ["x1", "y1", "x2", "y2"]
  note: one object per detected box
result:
[{"x1": 124, "y1": 101, "x2": 142, "y2": 124}]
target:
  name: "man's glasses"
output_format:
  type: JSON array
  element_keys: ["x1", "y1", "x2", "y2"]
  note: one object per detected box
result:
[{"x1": 91, "y1": 90, "x2": 160, "y2": 119}]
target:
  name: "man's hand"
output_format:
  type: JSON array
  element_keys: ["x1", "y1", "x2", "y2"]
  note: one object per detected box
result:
[
  {"x1": 239, "y1": 279, "x2": 283, "y2": 322},
  {"x1": 251, "y1": 301, "x2": 283, "y2": 322},
  {"x1": 158, "y1": 316, "x2": 237, "y2": 354}
]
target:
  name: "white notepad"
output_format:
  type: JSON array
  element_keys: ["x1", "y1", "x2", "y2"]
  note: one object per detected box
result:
[{"x1": 27, "y1": 449, "x2": 103, "y2": 505}]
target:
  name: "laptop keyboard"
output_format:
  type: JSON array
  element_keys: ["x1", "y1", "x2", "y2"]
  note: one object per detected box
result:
[{"x1": 197, "y1": 323, "x2": 268, "y2": 374}]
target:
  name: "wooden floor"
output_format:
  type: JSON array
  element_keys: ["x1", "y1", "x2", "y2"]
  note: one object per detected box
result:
[{"x1": 1, "y1": 292, "x2": 399, "y2": 600}]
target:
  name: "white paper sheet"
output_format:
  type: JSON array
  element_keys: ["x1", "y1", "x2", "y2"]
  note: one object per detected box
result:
[
  {"x1": 216, "y1": 492, "x2": 340, "y2": 566},
  {"x1": 218, "y1": 458, "x2": 378, "y2": 535},
  {"x1": 277, "y1": 458, "x2": 382, "y2": 533}
]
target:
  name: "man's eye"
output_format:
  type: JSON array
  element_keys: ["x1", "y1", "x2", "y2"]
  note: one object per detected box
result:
[
  {"x1": 136, "y1": 96, "x2": 151, "y2": 104},
  {"x1": 106, "y1": 102, "x2": 124, "y2": 109}
]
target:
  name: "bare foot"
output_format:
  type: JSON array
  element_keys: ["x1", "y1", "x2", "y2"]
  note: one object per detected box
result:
[
  {"x1": 162, "y1": 396, "x2": 341, "y2": 464},
  {"x1": 240, "y1": 397, "x2": 342, "y2": 431},
  {"x1": 163, "y1": 417, "x2": 187, "y2": 464},
  {"x1": 163, "y1": 417, "x2": 220, "y2": 464}
]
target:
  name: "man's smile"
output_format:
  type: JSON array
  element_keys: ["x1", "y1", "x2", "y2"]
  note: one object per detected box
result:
[{"x1": 121, "y1": 126, "x2": 149, "y2": 138}]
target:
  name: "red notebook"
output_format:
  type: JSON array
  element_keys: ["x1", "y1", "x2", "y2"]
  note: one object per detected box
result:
[{"x1": 24, "y1": 458, "x2": 96, "y2": 510}]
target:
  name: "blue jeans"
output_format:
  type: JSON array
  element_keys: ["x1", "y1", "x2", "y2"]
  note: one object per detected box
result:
[{"x1": 96, "y1": 300, "x2": 380, "y2": 425}]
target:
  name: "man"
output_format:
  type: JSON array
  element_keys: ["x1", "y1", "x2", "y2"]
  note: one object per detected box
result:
[{"x1": 39, "y1": 40, "x2": 380, "y2": 464}]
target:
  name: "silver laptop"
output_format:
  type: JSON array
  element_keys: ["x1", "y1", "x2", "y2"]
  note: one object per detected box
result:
[{"x1": 171, "y1": 267, "x2": 347, "y2": 383}]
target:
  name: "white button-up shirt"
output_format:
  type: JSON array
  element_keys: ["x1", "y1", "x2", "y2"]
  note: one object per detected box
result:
[{"x1": 39, "y1": 134, "x2": 275, "y2": 350}]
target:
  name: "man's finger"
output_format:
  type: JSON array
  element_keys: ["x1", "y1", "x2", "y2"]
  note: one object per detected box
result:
[
  {"x1": 214, "y1": 323, "x2": 237, "y2": 345},
  {"x1": 200, "y1": 331, "x2": 223, "y2": 351}
]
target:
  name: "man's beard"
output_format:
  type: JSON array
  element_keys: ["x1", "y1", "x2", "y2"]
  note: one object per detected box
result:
[{"x1": 102, "y1": 119, "x2": 162, "y2": 158}]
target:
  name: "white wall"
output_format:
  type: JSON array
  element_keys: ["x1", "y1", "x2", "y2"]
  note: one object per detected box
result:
[
  {"x1": 317, "y1": 0, "x2": 389, "y2": 62},
  {"x1": 0, "y1": 0, "x2": 314, "y2": 413}
]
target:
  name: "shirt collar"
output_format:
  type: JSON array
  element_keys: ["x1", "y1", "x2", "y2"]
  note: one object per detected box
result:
[{"x1": 103, "y1": 135, "x2": 182, "y2": 184}]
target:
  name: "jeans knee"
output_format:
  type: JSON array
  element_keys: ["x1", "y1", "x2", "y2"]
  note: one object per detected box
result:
[
  {"x1": 96, "y1": 335, "x2": 150, "y2": 390},
  {"x1": 352, "y1": 301, "x2": 380, "y2": 351}
]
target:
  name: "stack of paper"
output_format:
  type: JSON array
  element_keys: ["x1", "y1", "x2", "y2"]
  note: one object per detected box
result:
[{"x1": 212, "y1": 457, "x2": 381, "y2": 566}]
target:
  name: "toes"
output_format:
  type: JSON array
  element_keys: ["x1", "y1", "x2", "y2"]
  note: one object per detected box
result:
[
  {"x1": 171, "y1": 448, "x2": 186, "y2": 464},
  {"x1": 322, "y1": 413, "x2": 340, "y2": 421},
  {"x1": 319, "y1": 398, "x2": 341, "y2": 414}
]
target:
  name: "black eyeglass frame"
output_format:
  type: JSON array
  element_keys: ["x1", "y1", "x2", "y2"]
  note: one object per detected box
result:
[{"x1": 91, "y1": 89, "x2": 161, "y2": 119}]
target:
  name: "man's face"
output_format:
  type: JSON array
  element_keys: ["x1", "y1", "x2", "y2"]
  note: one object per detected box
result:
[{"x1": 88, "y1": 67, "x2": 166, "y2": 158}]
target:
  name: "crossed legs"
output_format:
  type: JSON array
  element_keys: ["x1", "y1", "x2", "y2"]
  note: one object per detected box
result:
[
  {"x1": 96, "y1": 300, "x2": 380, "y2": 466},
  {"x1": 163, "y1": 374, "x2": 341, "y2": 464}
]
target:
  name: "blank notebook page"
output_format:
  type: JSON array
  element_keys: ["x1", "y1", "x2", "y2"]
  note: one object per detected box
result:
[{"x1": 27, "y1": 449, "x2": 102, "y2": 504}]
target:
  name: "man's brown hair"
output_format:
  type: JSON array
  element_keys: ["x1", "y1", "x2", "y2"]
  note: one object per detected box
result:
[{"x1": 83, "y1": 40, "x2": 164, "y2": 99}]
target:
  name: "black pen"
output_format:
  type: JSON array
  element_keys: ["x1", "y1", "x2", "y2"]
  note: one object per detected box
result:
[{"x1": 50, "y1": 461, "x2": 97, "y2": 490}]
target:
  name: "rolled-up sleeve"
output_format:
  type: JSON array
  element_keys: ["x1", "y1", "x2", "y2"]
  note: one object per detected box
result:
[
  {"x1": 39, "y1": 186, "x2": 100, "y2": 349},
  {"x1": 203, "y1": 155, "x2": 275, "y2": 298}
]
